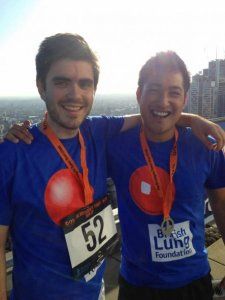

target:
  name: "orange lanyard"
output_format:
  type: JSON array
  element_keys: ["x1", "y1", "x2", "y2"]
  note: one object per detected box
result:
[
  {"x1": 140, "y1": 127, "x2": 178, "y2": 220},
  {"x1": 42, "y1": 114, "x2": 93, "y2": 206}
]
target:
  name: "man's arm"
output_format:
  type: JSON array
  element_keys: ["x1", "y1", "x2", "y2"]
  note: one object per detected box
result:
[
  {"x1": 120, "y1": 114, "x2": 141, "y2": 132},
  {"x1": 122, "y1": 113, "x2": 225, "y2": 150},
  {"x1": 208, "y1": 188, "x2": 225, "y2": 243},
  {"x1": 4, "y1": 121, "x2": 33, "y2": 144},
  {"x1": 4, "y1": 116, "x2": 143, "y2": 142},
  {"x1": 177, "y1": 113, "x2": 225, "y2": 151},
  {"x1": 4, "y1": 113, "x2": 225, "y2": 150},
  {"x1": 0, "y1": 225, "x2": 9, "y2": 300}
]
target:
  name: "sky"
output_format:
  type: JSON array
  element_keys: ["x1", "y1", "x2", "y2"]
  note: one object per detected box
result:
[{"x1": 1, "y1": 0, "x2": 225, "y2": 97}]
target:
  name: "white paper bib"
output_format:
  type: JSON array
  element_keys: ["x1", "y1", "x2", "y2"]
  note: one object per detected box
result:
[{"x1": 62, "y1": 197, "x2": 118, "y2": 279}]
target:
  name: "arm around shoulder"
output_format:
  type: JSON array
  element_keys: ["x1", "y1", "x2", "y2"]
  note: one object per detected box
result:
[
  {"x1": 121, "y1": 114, "x2": 141, "y2": 132},
  {"x1": 4, "y1": 121, "x2": 33, "y2": 144},
  {"x1": 177, "y1": 113, "x2": 225, "y2": 150}
]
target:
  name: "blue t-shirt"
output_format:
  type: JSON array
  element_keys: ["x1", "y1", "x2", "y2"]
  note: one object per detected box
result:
[
  {"x1": 0, "y1": 116, "x2": 124, "y2": 300},
  {"x1": 107, "y1": 125, "x2": 225, "y2": 289}
]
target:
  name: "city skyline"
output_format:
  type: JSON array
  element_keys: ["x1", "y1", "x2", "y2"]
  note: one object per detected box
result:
[
  {"x1": 188, "y1": 58, "x2": 225, "y2": 119},
  {"x1": 0, "y1": 94, "x2": 139, "y2": 136},
  {"x1": 1, "y1": 0, "x2": 225, "y2": 97}
]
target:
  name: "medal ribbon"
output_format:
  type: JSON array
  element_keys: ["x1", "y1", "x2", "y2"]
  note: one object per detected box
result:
[
  {"x1": 139, "y1": 126, "x2": 178, "y2": 220},
  {"x1": 42, "y1": 113, "x2": 93, "y2": 206}
]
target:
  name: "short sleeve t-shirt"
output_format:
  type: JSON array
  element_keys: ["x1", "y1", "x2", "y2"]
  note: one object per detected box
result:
[
  {"x1": 0, "y1": 115, "x2": 124, "y2": 300},
  {"x1": 107, "y1": 125, "x2": 225, "y2": 289}
]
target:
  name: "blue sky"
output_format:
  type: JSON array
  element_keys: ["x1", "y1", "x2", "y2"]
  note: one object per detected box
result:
[
  {"x1": 0, "y1": 0, "x2": 39, "y2": 41},
  {"x1": 1, "y1": 0, "x2": 225, "y2": 97}
]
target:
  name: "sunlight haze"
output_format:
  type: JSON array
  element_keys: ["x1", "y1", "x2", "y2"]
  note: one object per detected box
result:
[{"x1": 0, "y1": 0, "x2": 225, "y2": 97}]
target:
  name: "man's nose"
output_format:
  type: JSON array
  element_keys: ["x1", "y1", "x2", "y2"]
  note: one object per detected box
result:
[
  {"x1": 158, "y1": 92, "x2": 169, "y2": 106},
  {"x1": 67, "y1": 83, "x2": 82, "y2": 99}
]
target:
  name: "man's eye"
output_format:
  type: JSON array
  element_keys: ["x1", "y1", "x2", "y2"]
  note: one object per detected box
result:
[
  {"x1": 55, "y1": 81, "x2": 68, "y2": 88},
  {"x1": 147, "y1": 89, "x2": 159, "y2": 95},
  {"x1": 79, "y1": 80, "x2": 93, "y2": 89},
  {"x1": 170, "y1": 91, "x2": 181, "y2": 97}
]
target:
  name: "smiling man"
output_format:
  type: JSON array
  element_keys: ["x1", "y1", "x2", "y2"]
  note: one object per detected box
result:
[
  {"x1": 107, "y1": 51, "x2": 225, "y2": 300},
  {"x1": 37, "y1": 59, "x2": 95, "y2": 138},
  {"x1": 0, "y1": 33, "x2": 136, "y2": 300},
  {"x1": 138, "y1": 67, "x2": 188, "y2": 142}
]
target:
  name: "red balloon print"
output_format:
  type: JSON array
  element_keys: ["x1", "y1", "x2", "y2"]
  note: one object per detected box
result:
[
  {"x1": 45, "y1": 169, "x2": 85, "y2": 225},
  {"x1": 129, "y1": 166, "x2": 175, "y2": 215}
]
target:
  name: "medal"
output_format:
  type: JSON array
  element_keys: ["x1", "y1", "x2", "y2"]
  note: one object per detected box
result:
[
  {"x1": 161, "y1": 217, "x2": 174, "y2": 237},
  {"x1": 140, "y1": 126, "x2": 178, "y2": 236}
]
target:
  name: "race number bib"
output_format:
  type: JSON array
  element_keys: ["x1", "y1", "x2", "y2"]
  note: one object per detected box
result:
[{"x1": 62, "y1": 197, "x2": 118, "y2": 279}]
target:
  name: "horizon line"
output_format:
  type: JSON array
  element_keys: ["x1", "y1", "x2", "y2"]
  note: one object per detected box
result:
[{"x1": 0, "y1": 93, "x2": 136, "y2": 100}]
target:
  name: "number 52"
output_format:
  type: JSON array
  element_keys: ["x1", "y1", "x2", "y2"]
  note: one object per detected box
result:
[{"x1": 81, "y1": 215, "x2": 107, "y2": 251}]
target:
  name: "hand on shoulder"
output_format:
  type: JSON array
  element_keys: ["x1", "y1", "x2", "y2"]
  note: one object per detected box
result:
[{"x1": 4, "y1": 120, "x2": 33, "y2": 144}]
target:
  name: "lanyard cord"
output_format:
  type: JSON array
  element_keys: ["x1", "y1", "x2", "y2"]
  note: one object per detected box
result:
[
  {"x1": 139, "y1": 127, "x2": 178, "y2": 219},
  {"x1": 42, "y1": 114, "x2": 93, "y2": 205}
]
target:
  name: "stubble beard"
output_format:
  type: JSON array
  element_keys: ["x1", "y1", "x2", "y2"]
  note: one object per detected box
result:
[{"x1": 45, "y1": 103, "x2": 87, "y2": 137}]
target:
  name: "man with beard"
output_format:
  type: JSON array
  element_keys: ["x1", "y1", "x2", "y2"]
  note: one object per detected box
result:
[{"x1": 0, "y1": 33, "x2": 140, "y2": 300}]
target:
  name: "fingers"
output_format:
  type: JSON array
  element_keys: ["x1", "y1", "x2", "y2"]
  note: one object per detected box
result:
[
  {"x1": 191, "y1": 117, "x2": 225, "y2": 151},
  {"x1": 209, "y1": 125, "x2": 225, "y2": 151},
  {"x1": 5, "y1": 123, "x2": 33, "y2": 144},
  {"x1": 204, "y1": 139, "x2": 223, "y2": 152},
  {"x1": 212, "y1": 125, "x2": 225, "y2": 150},
  {"x1": 197, "y1": 133, "x2": 223, "y2": 151},
  {"x1": 20, "y1": 122, "x2": 33, "y2": 141},
  {"x1": 202, "y1": 122, "x2": 225, "y2": 151},
  {"x1": 198, "y1": 137, "x2": 218, "y2": 151},
  {"x1": 23, "y1": 120, "x2": 32, "y2": 128},
  {"x1": 216, "y1": 126, "x2": 225, "y2": 150}
]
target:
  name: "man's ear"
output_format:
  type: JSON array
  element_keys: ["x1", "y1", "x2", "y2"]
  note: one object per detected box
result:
[
  {"x1": 136, "y1": 87, "x2": 142, "y2": 105},
  {"x1": 36, "y1": 79, "x2": 46, "y2": 101}
]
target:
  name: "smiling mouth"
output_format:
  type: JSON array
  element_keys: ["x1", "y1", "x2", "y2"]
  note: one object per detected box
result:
[
  {"x1": 62, "y1": 104, "x2": 84, "y2": 112},
  {"x1": 152, "y1": 110, "x2": 171, "y2": 118}
]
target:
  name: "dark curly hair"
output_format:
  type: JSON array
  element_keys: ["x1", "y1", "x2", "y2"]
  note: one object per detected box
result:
[
  {"x1": 36, "y1": 33, "x2": 99, "y2": 89},
  {"x1": 138, "y1": 51, "x2": 190, "y2": 94}
]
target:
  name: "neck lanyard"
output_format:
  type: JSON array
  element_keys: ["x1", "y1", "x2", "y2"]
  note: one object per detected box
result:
[
  {"x1": 139, "y1": 126, "x2": 178, "y2": 236},
  {"x1": 42, "y1": 114, "x2": 93, "y2": 206}
]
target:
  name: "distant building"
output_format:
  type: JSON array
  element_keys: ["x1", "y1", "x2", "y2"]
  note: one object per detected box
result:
[
  {"x1": 188, "y1": 59, "x2": 225, "y2": 118},
  {"x1": 218, "y1": 79, "x2": 225, "y2": 117},
  {"x1": 188, "y1": 74, "x2": 204, "y2": 115}
]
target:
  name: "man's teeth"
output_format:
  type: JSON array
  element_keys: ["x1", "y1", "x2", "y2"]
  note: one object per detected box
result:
[
  {"x1": 152, "y1": 111, "x2": 170, "y2": 117},
  {"x1": 63, "y1": 105, "x2": 82, "y2": 111}
]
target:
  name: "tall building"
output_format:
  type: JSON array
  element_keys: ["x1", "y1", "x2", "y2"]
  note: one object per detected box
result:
[
  {"x1": 218, "y1": 79, "x2": 225, "y2": 117},
  {"x1": 188, "y1": 59, "x2": 225, "y2": 118},
  {"x1": 188, "y1": 74, "x2": 204, "y2": 115}
]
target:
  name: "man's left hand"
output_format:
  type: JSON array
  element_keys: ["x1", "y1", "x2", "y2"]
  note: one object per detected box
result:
[{"x1": 191, "y1": 116, "x2": 225, "y2": 151}]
